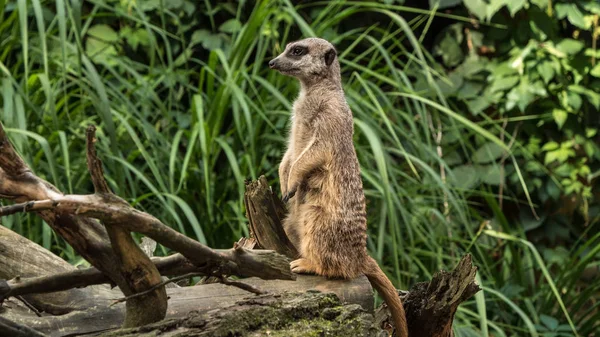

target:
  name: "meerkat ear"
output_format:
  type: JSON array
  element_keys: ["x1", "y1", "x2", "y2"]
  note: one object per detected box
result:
[{"x1": 324, "y1": 48, "x2": 337, "y2": 66}]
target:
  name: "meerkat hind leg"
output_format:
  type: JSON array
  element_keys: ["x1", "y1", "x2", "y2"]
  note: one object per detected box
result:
[{"x1": 290, "y1": 258, "x2": 318, "y2": 274}]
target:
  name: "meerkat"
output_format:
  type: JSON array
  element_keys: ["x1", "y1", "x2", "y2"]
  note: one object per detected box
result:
[{"x1": 269, "y1": 37, "x2": 409, "y2": 337}]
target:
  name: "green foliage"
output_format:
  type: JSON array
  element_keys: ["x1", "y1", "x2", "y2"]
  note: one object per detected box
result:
[
  {"x1": 427, "y1": 0, "x2": 600, "y2": 336},
  {"x1": 0, "y1": 0, "x2": 598, "y2": 336}
]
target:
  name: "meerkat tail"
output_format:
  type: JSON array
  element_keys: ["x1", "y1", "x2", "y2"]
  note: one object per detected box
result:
[{"x1": 364, "y1": 256, "x2": 409, "y2": 337}]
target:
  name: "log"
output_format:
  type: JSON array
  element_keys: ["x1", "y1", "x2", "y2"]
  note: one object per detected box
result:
[
  {"x1": 4, "y1": 275, "x2": 373, "y2": 336},
  {"x1": 94, "y1": 291, "x2": 380, "y2": 337},
  {"x1": 2, "y1": 254, "x2": 479, "y2": 337},
  {"x1": 0, "y1": 223, "x2": 373, "y2": 336},
  {"x1": 0, "y1": 225, "x2": 113, "y2": 314}
]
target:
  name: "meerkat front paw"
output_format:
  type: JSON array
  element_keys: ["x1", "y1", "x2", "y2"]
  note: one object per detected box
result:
[{"x1": 290, "y1": 258, "x2": 317, "y2": 274}]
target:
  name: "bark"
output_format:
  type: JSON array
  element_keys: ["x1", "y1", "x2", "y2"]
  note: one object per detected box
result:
[
  {"x1": 85, "y1": 125, "x2": 167, "y2": 327},
  {"x1": 374, "y1": 254, "x2": 481, "y2": 337},
  {"x1": 244, "y1": 176, "x2": 298, "y2": 258}
]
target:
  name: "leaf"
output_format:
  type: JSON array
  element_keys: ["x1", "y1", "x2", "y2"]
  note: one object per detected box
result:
[
  {"x1": 540, "y1": 314, "x2": 559, "y2": 331},
  {"x1": 190, "y1": 29, "x2": 222, "y2": 50},
  {"x1": 457, "y1": 81, "x2": 483, "y2": 99},
  {"x1": 537, "y1": 60, "x2": 555, "y2": 84},
  {"x1": 429, "y1": 0, "x2": 462, "y2": 9},
  {"x1": 586, "y1": 128, "x2": 597, "y2": 138},
  {"x1": 530, "y1": 0, "x2": 547, "y2": 9},
  {"x1": 443, "y1": 150, "x2": 463, "y2": 166},
  {"x1": 455, "y1": 54, "x2": 487, "y2": 78},
  {"x1": 583, "y1": 1, "x2": 600, "y2": 15},
  {"x1": 554, "y1": 3, "x2": 589, "y2": 29},
  {"x1": 85, "y1": 35, "x2": 117, "y2": 65},
  {"x1": 505, "y1": 79, "x2": 537, "y2": 112},
  {"x1": 552, "y1": 109, "x2": 568, "y2": 129},
  {"x1": 541, "y1": 141, "x2": 559, "y2": 151},
  {"x1": 219, "y1": 19, "x2": 242, "y2": 33},
  {"x1": 590, "y1": 64, "x2": 600, "y2": 77},
  {"x1": 121, "y1": 27, "x2": 149, "y2": 51},
  {"x1": 433, "y1": 24, "x2": 465, "y2": 68},
  {"x1": 473, "y1": 142, "x2": 505, "y2": 164},
  {"x1": 544, "y1": 146, "x2": 575, "y2": 165},
  {"x1": 466, "y1": 95, "x2": 493, "y2": 115},
  {"x1": 555, "y1": 39, "x2": 584, "y2": 55},
  {"x1": 569, "y1": 84, "x2": 600, "y2": 108},
  {"x1": 490, "y1": 75, "x2": 519, "y2": 93},
  {"x1": 87, "y1": 24, "x2": 119, "y2": 42},
  {"x1": 487, "y1": 0, "x2": 506, "y2": 19},
  {"x1": 506, "y1": 0, "x2": 526, "y2": 17},
  {"x1": 565, "y1": 91, "x2": 582, "y2": 111},
  {"x1": 449, "y1": 165, "x2": 480, "y2": 190},
  {"x1": 436, "y1": 71, "x2": 464, "y2": 97},
  {"x1": 463, "y1": 0, "x2": 487, "y2": 21},
  {"x1": 542, "y1": 43, "x2": 567, "y2": 58},
  {"x1": 546, "y1": 180, "x2": 561, "y2": 200},
  {"x1": 478, "y1": 164, "x2": 504, "y2": 185}
]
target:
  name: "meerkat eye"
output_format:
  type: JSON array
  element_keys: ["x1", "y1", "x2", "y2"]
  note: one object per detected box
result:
[{"x1": 291, "y1": 46, "x2": 306, "y2": 56}]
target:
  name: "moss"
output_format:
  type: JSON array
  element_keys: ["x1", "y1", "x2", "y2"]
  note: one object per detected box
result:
[{"x1": 98, "y1": 291, "x2": 383, "y2": 337}]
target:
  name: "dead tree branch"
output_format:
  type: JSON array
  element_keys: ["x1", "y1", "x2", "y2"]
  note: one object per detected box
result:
[
  {"x1": 0, "y1": 123, "x2": 293, "y2": 329},
  {"x1": 83, "y1": 125, "x2": 168, "y2": 327}
]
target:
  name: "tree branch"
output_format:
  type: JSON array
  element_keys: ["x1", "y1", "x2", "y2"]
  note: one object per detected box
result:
[
  {"x1": 0, "y1": 197, "x2": 294, "y2": 281},
  {"x1": 83, "y1": 125, "x2": 168, "y2": 327}
]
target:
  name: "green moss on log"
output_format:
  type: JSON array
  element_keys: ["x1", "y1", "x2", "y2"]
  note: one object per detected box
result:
[{"x1": 99, "y1": 291, "x2": 382, "y2": 337}]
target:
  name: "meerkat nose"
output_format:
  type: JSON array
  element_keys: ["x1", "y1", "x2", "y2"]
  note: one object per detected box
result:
[{"x1": 268, "y1": 59, "x2": 277, "y2": 68}]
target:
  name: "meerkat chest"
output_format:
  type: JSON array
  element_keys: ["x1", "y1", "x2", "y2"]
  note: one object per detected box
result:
[{"x1": 290, "y1": 96, "x2": 318, "y2": 154}]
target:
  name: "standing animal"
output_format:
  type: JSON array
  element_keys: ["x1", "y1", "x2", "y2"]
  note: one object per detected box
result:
[{"x1": 269, "y1": 37, "x2": 409, "y2": 337}]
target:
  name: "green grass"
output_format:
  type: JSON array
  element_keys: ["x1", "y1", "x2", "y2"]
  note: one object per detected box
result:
[{"x1": 0, "y1": 1, "x2": 598, "y2": 336}]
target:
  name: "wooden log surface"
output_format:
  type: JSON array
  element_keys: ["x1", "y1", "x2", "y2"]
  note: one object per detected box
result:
[
  {"x1": 0, "y1": 225, "x2": 112, "y2": 315},
  {"x1": 2, "y1": 275, "x2": 373, "y2": 337},
  {"x1": 94, "y1": 291, "x2": 380, "y2": 337},
  {"x1": 0, "y1": 221, "x2": 373, "y2": 337}
]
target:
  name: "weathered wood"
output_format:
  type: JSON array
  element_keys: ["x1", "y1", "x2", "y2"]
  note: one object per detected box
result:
[
  {"x1": 0, "y1": 225, "x2": 111, "y2": 314},
  {"x1": 0, "y1": 197, "x2": 296, "y2": 283},
  {"x1": 374, "y1": 254, "x2": 481, "y2": 337},
  {"x1": 3, "y1": 275, "x2": 373, "y2": 337},
  {"x1": 0, "y1": 223, "x2": 293, "y2": 304},
  {"x1": 85, "y1": 125, "x2": 168, "y2": 327},
  {"x1": 0, "y1": 224, "x2": 372, "y2": 336},
  {"x1": 0, "y1": 316, "x2": 46, "y2": 337},
  {"x1": 0, "y1": 123, "x2": 295, "y2": 326},
  {"x1": 0, "y1": 119, "x2": 482, "y2": 337},
  {"x1": 96, "y1": 291, "x2": 380, "y2": 337},
  {"x1": 244, "y1": 176, "x2": 298, "y2": 258}
]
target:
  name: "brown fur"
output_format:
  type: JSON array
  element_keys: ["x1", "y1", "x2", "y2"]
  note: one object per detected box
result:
[{"x1": 269, "y1": 38, "x2": 409, "y2": 337}]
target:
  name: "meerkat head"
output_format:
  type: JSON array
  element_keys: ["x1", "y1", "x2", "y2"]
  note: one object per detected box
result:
[{"x1": 269, "y1": 37, "x2": 340, "y2": 86}]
